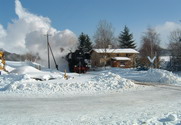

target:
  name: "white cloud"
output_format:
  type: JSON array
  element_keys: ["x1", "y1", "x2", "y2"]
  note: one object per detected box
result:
[
  {"x1": 154, "y1": 21, "x2": 181, "y2": 48},
  {"x1": 0, "y1": 0, "x2": 78, "y2": 71}
]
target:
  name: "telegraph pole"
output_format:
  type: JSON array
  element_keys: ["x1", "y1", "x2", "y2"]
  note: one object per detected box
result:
[{"x1": 45, "y1": 33, "x2": 51, "y2": 69}]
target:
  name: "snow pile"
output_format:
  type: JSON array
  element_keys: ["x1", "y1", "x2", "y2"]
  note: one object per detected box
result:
[
  {"x1": 0, "y1": 73, "x2": 64, "y2": 94},
  {"x1": 93, "y1": 72, "x2": 135, "y2": 90},
  {"x1": 106, "y1": 68, "x2": 181, "y2": 85},
  {"x1": 10, "y1": 66, "x2": 41, "y2": 74},
  {"x1": 166, "y1": 114, "x2": 178, "y2": 121},
  {"x1": 1, "y1": 60, "x2": 181, "y2": 95},
  {"x1": 0, "y1": 74, "x2": 30, "y2": 91},
  {"x1": 144, "y1": 69, "x2": 181, "y2": 84},
  {"x1": 0, "y1": 62, "x2": 136, "y2": 95},
  {"x1": 0, "y1": 72, "x2": 135, "y2": 95},
  {"x1": 0, "y1": 70, "x2": 8, "y2": 75}
]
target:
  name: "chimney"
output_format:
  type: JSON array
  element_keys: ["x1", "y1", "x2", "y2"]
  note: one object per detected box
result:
[{"x1": 108, "y1": 45, "x2": 112, "y2": 49}]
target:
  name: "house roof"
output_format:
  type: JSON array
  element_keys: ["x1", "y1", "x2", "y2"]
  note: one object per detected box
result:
[
  {"x1": 112, "y1": 57, "x2": 131, "y2": 61},
  {"x1": 93, "y1": 49, "x2": 139, "y2": 54},
  {"x1": 160, "y1": 56, "x2": 171, "y2": 62}
]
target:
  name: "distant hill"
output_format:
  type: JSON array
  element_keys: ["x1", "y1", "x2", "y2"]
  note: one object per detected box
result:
[{"x1": 0, "y1": 48, "x2": 36, "y2": 61}]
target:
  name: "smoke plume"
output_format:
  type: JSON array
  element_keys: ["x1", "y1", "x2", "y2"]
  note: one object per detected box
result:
[{"x1": 0, "y1": 0, "x2": 78, "y2": 71}]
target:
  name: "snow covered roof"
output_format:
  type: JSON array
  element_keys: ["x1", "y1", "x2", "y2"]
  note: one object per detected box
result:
[
  {"x1": 93, "y1": 49, "x2": 139, "y2": 54},
  {"x1": 160, "y1": 56, "x2": 171, "y2": 62},
  {"x1": 112, "y1": 57, "x2": 131, "y2": 61}
]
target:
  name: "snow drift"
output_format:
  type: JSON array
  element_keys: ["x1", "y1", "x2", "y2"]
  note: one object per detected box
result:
[
  {"x1": 1, "y1": 61, "x2": 181, "y2": 96},
  {"x1": 11, "y1": 66, "x2": 41, "y2": 74},
  {"x1": 0, "y1": 72, "x2": 135, "y2": 95},
  {"x1": 0, "y1": 61, "x2": 136, "y2": 95},
  {"x1": 107, "y1": 68, "x2": 181, "y2": 85},
  {"x1": 145, "y1": 69, "x2": 181, "y2": 84}
]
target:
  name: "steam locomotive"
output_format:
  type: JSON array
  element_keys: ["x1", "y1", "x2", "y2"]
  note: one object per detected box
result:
[{"x1": 66, "y1": 49, "x2": 90, "y2": 73}]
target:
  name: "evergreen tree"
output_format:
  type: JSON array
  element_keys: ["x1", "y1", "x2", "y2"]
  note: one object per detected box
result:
[
  {"x1": 78, "y1": 32, "x2": 92, "y2": 53},
  {"x1": 118, "y1": 26, "x2": 136, "y2": 48}
]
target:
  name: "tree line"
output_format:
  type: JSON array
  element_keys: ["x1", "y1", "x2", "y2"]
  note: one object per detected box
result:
[
  {"x1": 78, "y1": 20, "x2": 136, "y2": 52},
  {"x1": 77, "y1": 20, "x2": 181, "y2": 71}
]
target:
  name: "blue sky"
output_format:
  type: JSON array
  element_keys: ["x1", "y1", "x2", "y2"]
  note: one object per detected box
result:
[{"x1": 1, "y1": 0, "x2": 181, "y2": 48}]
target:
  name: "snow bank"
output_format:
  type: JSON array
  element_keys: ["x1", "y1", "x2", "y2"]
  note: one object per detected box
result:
[
  {"x1": 0, "y1": 72, "x2": 135, "y2": 95},
  {"x1": 0, "y1": 74, "x2": 30, "y2": 91},
  {"x1": 2, "y1": 60, "x2": 181, "y2": 96},
  {"x1": 93, "y1": 72, "x2": 135, "y2": 89},
  {"x1": 10, "y1": 66, "x2": 41, "y2": 74},
  {"x1": 0, "y1": 62, "x2": 136, "y2": 95},
  {"x1": 106, "y1": 68, "x2": 181, "y2": 85},
  {"x1": 145, "y1": 69, "x2": 181, "y2": 84}
]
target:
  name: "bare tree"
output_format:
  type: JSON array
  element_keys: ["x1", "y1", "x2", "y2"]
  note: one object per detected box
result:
[
  {"x1": 168, "y1": 29, "x2": 181, "y2": 71},
  {"x1": 139, "y1": 28, "x2": 161, "y2": 68},
  {"x1": 93, "y1": 20, "x2": 115, "y2": 48},
  {"x1": 24, "y1": 52, "x2": 40, "y2": 62},
  {"x1": 93, "y1": 20, "x2": 116, "y2": 68},
  {"x1": 169, "y1": 29, "x2": 181, "y2": 43}
]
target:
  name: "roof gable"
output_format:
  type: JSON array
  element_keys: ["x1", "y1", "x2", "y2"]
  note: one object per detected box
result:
[
  {"x1": 93, "y1": 49, "x2": 139, "y2": 54},
  {"x1": 112, "y1": 57, "x2": 131, "y2": 61}
]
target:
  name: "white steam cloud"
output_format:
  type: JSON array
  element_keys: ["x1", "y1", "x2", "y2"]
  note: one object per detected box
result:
[
  {"x1": 0, "y1": 25, "x2": 6, "y2": 47},
  {"x1": 155, "y1": 21, "x2": 181, "y2": 48},
  {"x1": 0, "y1": 0, "x2": 78, "y2": 71}
]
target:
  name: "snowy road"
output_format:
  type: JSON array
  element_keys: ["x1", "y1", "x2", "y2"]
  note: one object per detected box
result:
[{"x1": 0, "y1": 84, "x2": 181, "y2": 124}]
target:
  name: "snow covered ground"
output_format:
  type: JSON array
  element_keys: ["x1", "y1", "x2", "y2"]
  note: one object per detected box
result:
[{"x1": 0, "y1": 61, "x2": 181, "y2": 124}]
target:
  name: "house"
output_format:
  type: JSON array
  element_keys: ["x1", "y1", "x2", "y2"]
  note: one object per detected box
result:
[
  {"x1": 159, "y1": 48, "x2": 171, "y2": 70},
  {"x1": 91, "y1": 48, "x2": 139, "y2": 68}
]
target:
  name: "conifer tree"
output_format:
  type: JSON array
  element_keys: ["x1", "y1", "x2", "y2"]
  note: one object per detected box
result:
[
  {"x1": 118, "y1": 26, "x2": 136, "y2": 48},
  {"x1": 78, "y1": 32, "x2": 92, "y2": 53}
]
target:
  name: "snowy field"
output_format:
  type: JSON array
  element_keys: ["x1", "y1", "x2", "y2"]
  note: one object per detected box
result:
[{"x1": 0, "y1": 61, "x2": 181, "y2": 124}]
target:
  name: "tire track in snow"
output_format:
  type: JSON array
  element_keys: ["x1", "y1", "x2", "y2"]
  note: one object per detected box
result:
[{"x1": 134, "y1": 81, "x2": 181, "y2": 91}]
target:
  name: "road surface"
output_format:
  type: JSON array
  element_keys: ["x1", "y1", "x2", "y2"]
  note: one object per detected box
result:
[{"x1": 0, "y1": 83, "x2": 181, "y2": 124}]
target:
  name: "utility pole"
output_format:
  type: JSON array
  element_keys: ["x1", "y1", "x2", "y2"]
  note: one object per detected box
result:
[
  {"x1": 48, "y1": 41, "x2": 59, "y2": 70},
  {"x1": 45, "y1": 33, "x2": 51, "y2": 69}
]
